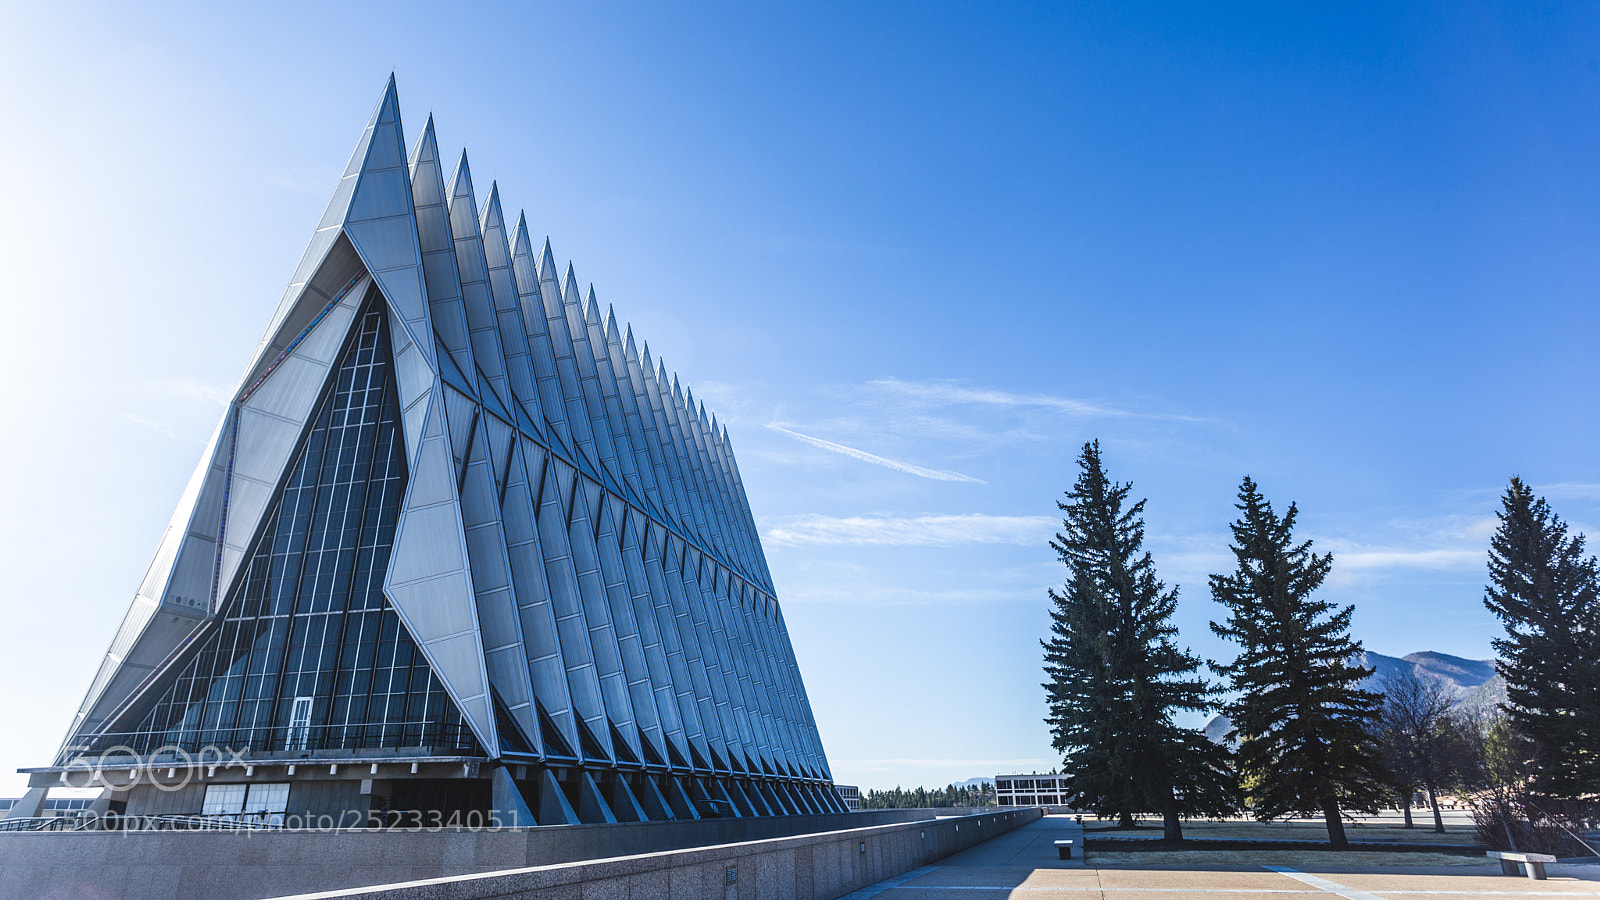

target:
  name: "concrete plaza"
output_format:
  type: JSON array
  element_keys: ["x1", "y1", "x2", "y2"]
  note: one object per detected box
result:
[{"x1": 845, "y1": 814, "x2": 1600, "y2": 898}]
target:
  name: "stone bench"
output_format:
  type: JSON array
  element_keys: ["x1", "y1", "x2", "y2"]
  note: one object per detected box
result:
[
  {"x1": 1487, "y1": 850, "x2": 1557, "y2": 880},
  {"x1": 1054, "y1": 839, "x2": 1075, "y2": 860}
]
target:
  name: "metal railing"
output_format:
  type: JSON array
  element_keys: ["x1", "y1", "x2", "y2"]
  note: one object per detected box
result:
[
  {"x1": 0, "y1": 814, "x2": 97, "y2": 833},
  {"x1": 65, "y1": 721, "x2": 479, "y2": 760},
  {"x1": 117, "y1": 813, "x2": 284, "y2": 831},
  {"x1": 0, "y1": 813, "x2": 288, "y2": 833}
]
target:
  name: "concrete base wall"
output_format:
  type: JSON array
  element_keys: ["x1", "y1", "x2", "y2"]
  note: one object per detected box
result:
[
  {"x1": 272, "y1": 808, "x2": 1042, "y2": 900},
  {"x1": 0, "y1": 807, "x2": 1026, "y2": 900}
]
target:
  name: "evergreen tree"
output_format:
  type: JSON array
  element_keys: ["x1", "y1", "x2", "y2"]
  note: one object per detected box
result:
[
  {"x1": 858, "y1": 783, "x2": 996, "y2": 810},
  {"x1": 1483, "y1": 477, "x2": 1600, "y2": 796},
  {"x1": 1482, "y1": 715, "x2": 1534, "y2": 793},
  {"x1": 1043, "y1": 441, "x2": 1237, "y2": 840},
  {"x1": 1209, "y1": 476, "x2": 1387, "y2": 847}
]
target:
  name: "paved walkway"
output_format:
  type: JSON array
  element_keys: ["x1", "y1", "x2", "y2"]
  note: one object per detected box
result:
[{"x1": 843, "y1": 815, "x2": 1600, "y2": 899}]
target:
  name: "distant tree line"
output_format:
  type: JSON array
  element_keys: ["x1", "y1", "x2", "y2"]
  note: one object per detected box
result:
[
  {"x1": 860, "y1": 783, "x2": 996, "y2": 809},
  {"x1": 1042, "y1": 442, "x2": 1600, "y2": 852}
]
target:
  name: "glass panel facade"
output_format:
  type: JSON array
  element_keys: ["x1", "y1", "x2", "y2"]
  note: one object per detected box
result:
[
  {"x1": 201, "y1": 784, "x2": 248, "y2": 816},
  {"x1": 200, "y1": 782, "x2": 290, "y2": 826},
  {"x1": 94, "y1": 301, "x2": 478, "y2": 756}
]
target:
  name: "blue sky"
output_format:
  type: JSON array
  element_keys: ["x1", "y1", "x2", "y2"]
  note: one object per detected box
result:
[{"x1": 1, "y1": 1, "x2": 1597, "y2": 794}]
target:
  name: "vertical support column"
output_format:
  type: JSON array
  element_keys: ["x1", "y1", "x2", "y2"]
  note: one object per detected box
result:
[
  {"x1": 491, "y1": 767, "x2": 535, "y2": 829},
  {"x1": 575, "y1": 771, "x2": 618, "y2": 824},
  {"x1": 536, "y1": 769, "x2": 580, "y2": 826},
  {"x1": 662, "y1": 776, "x2": 700, "y2": 820},
  {"x1": 633, "y1": 775, "x2": 675, "y2": 821},
  {"x1": 2, "y1": 787, "x2": 48, "y2": 820},
  {"x1": 604, "y1": 775, "x2": 648, "y2": 823}
]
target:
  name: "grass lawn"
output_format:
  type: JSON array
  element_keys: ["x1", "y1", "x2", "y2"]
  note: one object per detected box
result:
[
  {"x1": 1081, "y1": 810, "x2": 1480, "y2": 845},
  {"x1": 1076, "y1": 812, "x2": 1489, "y2": 868},
  {"x1": 1089, "y1": 848, "x2": 1484, "y2": 868}
]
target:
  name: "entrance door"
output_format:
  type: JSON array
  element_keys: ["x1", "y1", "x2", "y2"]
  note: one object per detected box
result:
[{"x1": 287, "y1": 696, "x2": 313, "y2": 750}]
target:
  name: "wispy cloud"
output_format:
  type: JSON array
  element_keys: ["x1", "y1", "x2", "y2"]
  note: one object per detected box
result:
[
  {"x1": 783, "y1": 584, "x2": 1042, "y2": 606},
  {"x1": 869, "y1": 378, "x2": 1124, "y2": 416},
  {"x1": 1143, "y1": 542, "x2": 1484, "y2": 585},
  {"x1": 1155, "y1": 548, "x2": 1236, "y2": 585},
  {"x1": 866, "y1": 377, "x2": 1209, "y2": 423},
  {"x1": 1538, "y1": 482, "x2": 1600, "y2": 501},
  {"x1": 1151, "y1": 516, "x2": 1498, "y2": 586},
  {"x1": 122, "y1": 413, "x2": 204, "y2": 444},
  {"x1": 766, "y1": 513, "x2": 1053, "y2": 547},
  {"x1": 1331, "y1": 548, "x2": 1484, "y2": 571},
  {"x1": 765, "y1": 424, "x2": 985, "y2": 484},
  {"x1": 1305, "y1": 516, "x2": 1497, "y2": 585},
  {"x1": 149, "y1": 379, "x2": 231, "y2": 405}
]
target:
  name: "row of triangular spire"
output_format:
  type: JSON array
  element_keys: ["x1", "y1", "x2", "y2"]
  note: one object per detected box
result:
[{"x1": 405, "y1": 107, "x2": 775, "y2": 596}]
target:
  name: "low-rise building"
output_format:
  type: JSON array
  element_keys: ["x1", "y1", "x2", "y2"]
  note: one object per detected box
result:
[
  {"x1": 0, "y1": 797, "x2": 97, "y2": 819},
  {"x1": 836, "y1": 785, "x2": 861, "y2": 811},
  {"x1": 994, "y1": 774, "x2": 1069, "y2": 808}
]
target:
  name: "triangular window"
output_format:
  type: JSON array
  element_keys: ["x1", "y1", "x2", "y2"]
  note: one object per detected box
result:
[
  {"x1": 576, "y1": 716, "x2": 609, "y2": 762},
  {"x1": 666, "y1": 737, "x2": 689, "y2": 771},
  {"x1": 93, "y1": 297, "x2": 478, "y2": 757},
  {"x1": 609, "y1": 721, "x2": 640, "y2": 765},
  {"x1": 638, "y1": 729, "x2": 665, "y2": 768},
  {"x1": 535, "y1": 700, "x2": 577, "y2": 760},
  {"x1": 492, "y1": 689, "x2": 535, "y2": 756}
]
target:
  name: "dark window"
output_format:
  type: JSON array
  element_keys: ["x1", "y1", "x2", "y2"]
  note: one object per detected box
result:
[{"x1": 95, "y1": 301, "x2": 478, "y2": 756}]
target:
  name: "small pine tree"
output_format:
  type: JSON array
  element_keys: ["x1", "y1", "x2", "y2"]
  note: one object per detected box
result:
[
  {"x1": 1483, "y1": 477, "x2": 1600, "y2": 796},
  {"x1": 1043, "y1": 441, "x2": 1237, "y2": 840},
  {"x1": 1209, "y1": 476, "x2": 1388, "y2": 847}
]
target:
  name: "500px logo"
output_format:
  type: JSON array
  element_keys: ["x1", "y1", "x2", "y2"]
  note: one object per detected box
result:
[
  {"x1": 59, "y1": 745, "x2": 253, "y2": 792},
  {"x1": 105, "y1": 809, "x2": 534, "y2": 833},
  {"x1": 280, "y1": 809, "x2": 530, "y2": 831}
]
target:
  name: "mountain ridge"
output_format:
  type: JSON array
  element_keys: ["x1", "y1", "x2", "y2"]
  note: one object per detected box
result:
[{"x1": 1204, "y1": 649, "x2": 1504, "y2": 744}]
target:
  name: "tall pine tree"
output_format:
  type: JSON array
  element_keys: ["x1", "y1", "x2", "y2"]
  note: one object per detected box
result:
[
  {"x1": 1483, "y1": 477, "x2": 1600, "y2": 796},
  {"x1": 1209, "y1": 476, "x2": 1387, "y2": 847},
  {"x1": 1043, "y1": 441, "x2": 1236, "y2": 839}
]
